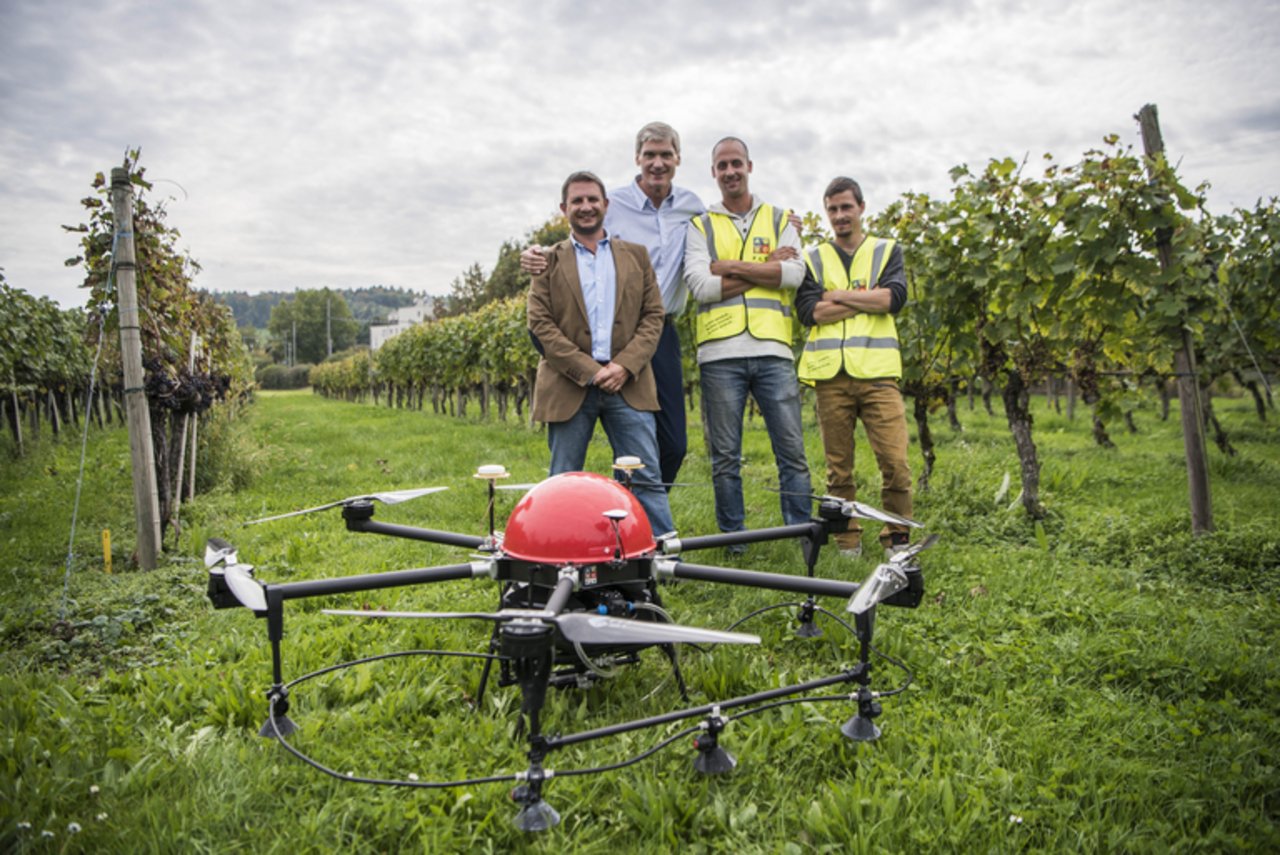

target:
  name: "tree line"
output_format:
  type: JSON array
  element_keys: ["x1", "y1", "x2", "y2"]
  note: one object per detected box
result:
[{"x1": 214, "y1": 285, "x2": 421, "y2": 330}]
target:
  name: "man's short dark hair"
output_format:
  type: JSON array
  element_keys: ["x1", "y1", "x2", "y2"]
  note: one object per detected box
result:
[
  {"x1": 824, "y1": 176, "x2": 864, "y2": 205},
  {"x1": 561, "y1": 171, "x2": 608, "y2": 204},
  {"x1": 712, "y1": 136, "x2": 750, "y2": 160}
]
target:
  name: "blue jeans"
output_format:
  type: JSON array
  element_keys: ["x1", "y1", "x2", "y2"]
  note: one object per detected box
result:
[
  {"x1": 699, "y1": 356, "x2": 813, "y2": 531},
  {"x1": 547, "y1": 386, "x2": 676, "y2": 537}
]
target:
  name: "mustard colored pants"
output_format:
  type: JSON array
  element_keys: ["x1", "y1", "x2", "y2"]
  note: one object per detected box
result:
[{"x1": 814, "y1": 375, "x2": 913, "y2": 549}]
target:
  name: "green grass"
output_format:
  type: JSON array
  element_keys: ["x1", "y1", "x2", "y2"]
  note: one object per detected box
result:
[{"x1": 2, "y1": 389, "x2": 1278, "y2": 853}]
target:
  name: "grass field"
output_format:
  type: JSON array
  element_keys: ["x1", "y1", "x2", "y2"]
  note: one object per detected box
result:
[{"x1": 2, "y1": 388, "x2": 1278, "y2": 853}]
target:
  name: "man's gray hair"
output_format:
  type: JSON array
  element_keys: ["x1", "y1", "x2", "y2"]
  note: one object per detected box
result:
[{"x1": 635, "y1": 122, "x2": 681, "y2": 156}]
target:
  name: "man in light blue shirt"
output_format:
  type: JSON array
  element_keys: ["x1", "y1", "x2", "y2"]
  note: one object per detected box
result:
[{"x1": 574, "y1": 230, "x2": 618, "y2": 363}]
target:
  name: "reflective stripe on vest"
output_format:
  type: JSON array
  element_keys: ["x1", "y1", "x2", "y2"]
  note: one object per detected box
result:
[
  {"x1": 691, "y1": 204, "x2": 795, "y2": 346},
  {"x1": 798, "y1": 237, "x2": 902, "y2": 383}
]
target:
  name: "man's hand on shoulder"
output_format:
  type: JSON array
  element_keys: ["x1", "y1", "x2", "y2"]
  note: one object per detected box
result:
[{"x1": 520, "y1": 245, "x2": 549, "y2": 276}]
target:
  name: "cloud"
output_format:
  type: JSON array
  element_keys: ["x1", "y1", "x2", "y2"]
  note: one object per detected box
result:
[{"x1": 1, "y1": 0, "x2": 1278, "y2": 308}]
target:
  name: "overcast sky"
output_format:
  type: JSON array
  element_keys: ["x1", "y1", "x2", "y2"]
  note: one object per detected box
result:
[{"x1": 2, "y1": 0, "x2": 1277, "y2": 310}]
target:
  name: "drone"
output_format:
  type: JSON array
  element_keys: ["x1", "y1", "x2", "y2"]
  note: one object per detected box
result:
[{"x1": 206, "y1": 457, "x2": 936, "y2": 832}]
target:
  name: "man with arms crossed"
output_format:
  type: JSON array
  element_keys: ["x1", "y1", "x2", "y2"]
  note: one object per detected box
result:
[
  {"x1": 794, "y1": 177, "x2": 912, "y2": 558},
  {"x1": 527, "y1": 171, "x2": 675, "y2": 538},
  {"x1": 524, "y1": 123, "x2": 704, "y2": 490},
  {"x1": 684, "y1": 137, "x2": 813, "y2": 547}
]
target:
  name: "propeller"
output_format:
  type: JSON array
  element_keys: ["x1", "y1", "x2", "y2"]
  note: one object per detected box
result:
[
  {"x1": 888, "y1": 533, "x2": 940, "y2": 563},
  {"x1": 323, "y1": 608, "x2": 760, "y2": 647},
  {"x1": 846, "y1": 534, "x2": 940, "y2": 615},
  {"x1": 243, "y1": 487, "x2": 448, "y2": 525},
  {"x1": 834, "y1": 499, "x2": 924, "y2": 529},
  {"x1": 204, "y1": 536, "x2": 238, "y2": 567},
  {"x1": 555, "y1": 613, "x2": 758, "y2": 646},
  {"x1": 846, "y1": 563, "x2": 909, "y2": 616},
  {"x1": 769, "y1": 488, "x2": 924, "y2": 528},
  {"x1": 224, "y1": 564, "x2": 268, "y2": 612}
]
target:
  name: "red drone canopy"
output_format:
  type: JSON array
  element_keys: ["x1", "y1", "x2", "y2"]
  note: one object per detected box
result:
[{"x1": 501, "y1": 472, "x2": 656, "y2": 564}]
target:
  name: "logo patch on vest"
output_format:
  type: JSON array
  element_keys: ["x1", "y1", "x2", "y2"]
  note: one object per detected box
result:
[{"x1": 752, "y1": 237, "x2": 772, "y2": 256}]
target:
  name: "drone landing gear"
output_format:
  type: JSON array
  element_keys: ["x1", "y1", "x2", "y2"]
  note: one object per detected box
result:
[
  {"x1": 512, "y1": 769, "x2": 560, "y2": 833},
  {"x1": 259, "y1": 684, "x2": 299, "y2": 738},
  {"x1": 840, "y1": 610, "x2": 881, "y2": 743},
  {"x1": 840, "y1": 685, "x2": 882, "y2": 742},
  {"x1": 795, "y1": 596, "x2": 823, "y2": 639},
  {"x1": 502, "y1": 619, "x2": 561, "y2": 831},
  {"x1": 259, "y1": 594, "x2": 299, "y2": 738},
  {"x1": 692, "y1": 710, "x2": 736, "y2": 775}
]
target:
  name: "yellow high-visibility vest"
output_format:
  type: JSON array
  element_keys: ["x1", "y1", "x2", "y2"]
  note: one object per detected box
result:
[
  {"x1": 690, "y1": 204, "x2": 795, "y2": 346},
  {"x1": 798, "y1": 237, "x2": 902, "y2": 383}
]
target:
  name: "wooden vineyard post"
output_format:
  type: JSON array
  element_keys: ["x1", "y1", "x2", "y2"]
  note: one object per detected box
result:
[
  {"x1": 7, "y1": 369, "x2": 21, "y2": 455},
  {"x1": 170, "y1": 331, "x2": 196, "y2": 547},
  {"x1": 1137, "y1": 104, "x2": 1214, "y2": 535},
  {"x1": 110, "y1": 167, "x2": 162, "y2": 568}
]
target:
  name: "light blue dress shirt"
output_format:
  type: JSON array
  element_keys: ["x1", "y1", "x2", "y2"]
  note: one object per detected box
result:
[
  {"x1": 606, "y1": 178, "x2": 705, "y2": 315},
  {"x1": 571, "y1": 233, "x2": 617, "y2": 363}
]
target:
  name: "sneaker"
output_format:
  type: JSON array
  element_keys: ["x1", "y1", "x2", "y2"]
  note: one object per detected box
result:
[{"x1": 839, "y1": 544, "x2": 862, "y2": 560}]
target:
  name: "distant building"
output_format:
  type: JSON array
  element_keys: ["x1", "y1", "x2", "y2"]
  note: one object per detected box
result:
[{"x1": 370, "y1": 299, "x2": 435, "y2": 351}]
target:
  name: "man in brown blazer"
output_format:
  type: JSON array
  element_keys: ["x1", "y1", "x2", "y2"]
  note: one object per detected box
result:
[{"x1": 527, "y1": 171, "x2": 675, "y2": 537}]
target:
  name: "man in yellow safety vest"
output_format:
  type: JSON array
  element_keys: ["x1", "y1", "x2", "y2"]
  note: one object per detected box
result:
[
  {"x1": 794, "y1": 176, "x2": 912, "y2": 559},
  {"x1": 684, "y1": 137, "x2": 812, "y2": 550}
]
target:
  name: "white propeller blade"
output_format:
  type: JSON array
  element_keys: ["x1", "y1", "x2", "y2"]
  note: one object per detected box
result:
[
  {"x1": 323, "y1": 608, "x2": 759, "y2": 647},
  {"x1": 244, "y1": 487, "x2": 448, "y2": 525},
  {"x1": 554, "y1": 613, "x2": 760, "y2": 647},
  {"x1": 888, "y1": 533, "x2": 941, "y2": 564},
  {"x1": 224, "y1": 564, "x2": 267, "y2": 612},
  {"x1": 828, "y1": 498, "x2": 923, "y2": 528},
  {"x1": 847, "y1": 564, "x2": 910, "y2": 615},
  {"x1": 204, "y1": 537, "x2": 238, "y2": 568}
]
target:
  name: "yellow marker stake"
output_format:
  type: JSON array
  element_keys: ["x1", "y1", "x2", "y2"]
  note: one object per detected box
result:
[{"x1": 102, "y1": 529, "x2": 112, "y2": 574}]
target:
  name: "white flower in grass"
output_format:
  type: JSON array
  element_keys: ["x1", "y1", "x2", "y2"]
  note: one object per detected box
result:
[
  {"x1": 90, "y1": 785, "x2": 100, "y2": 796},
  {"x1": 408, "y1": 773, "x2": 420, "y2": 781},
  {"x1": 97, "y1": 813, "x2": 109, "y2": 822},
  {"x1": 1008, "y1": 813, "x2": 1024, "y2": 824},
  {"x1": 41, "y1": 829, "x2": 55, "y2": 839},
  {"x1": 17, "y1": 822, "x2": 32, "y2": 831},
  {"x1": 68, "y1": 822, "x2": 82, "y2": 834}
]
